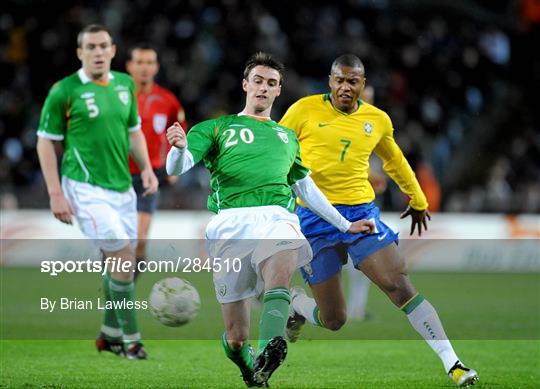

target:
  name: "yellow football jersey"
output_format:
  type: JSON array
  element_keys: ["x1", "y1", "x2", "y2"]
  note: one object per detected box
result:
[{"x1": 280, "y1": 94, "x2": 428, "y2": 210}]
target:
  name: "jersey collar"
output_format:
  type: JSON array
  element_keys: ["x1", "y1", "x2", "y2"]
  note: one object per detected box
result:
[
  {"x1": 77, "y1": 68, "x2": 115, "y2": 84},
  {"x1": 238, "y1": 111, "x2": 272, "y2": 121}
]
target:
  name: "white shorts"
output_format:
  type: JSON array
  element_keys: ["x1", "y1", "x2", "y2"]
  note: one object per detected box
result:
[
  {"x1": 62, "y1": 177, "x2": 137, "y2": 252},
  {"x1": 205, "y1": 205, "x2": 313, "y2": 303}
]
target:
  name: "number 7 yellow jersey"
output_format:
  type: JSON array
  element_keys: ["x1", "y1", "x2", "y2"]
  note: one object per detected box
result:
[{"x1": 279, "y1": 94, "x2": 428, "y2": 210}]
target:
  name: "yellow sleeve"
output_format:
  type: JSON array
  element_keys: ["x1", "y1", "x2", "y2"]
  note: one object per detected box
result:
[
  {"x1": 374, "y1": 114, "x2": 428, "y2": 210},
  {"x1": 279, "y1": 99, "x2": 308, "y2": 137}
]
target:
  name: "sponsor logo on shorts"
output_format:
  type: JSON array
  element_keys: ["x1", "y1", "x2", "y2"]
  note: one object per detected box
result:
[
  {"x1": 303, "y1": 263, "x2": 313, "y2": 277},
  {"x1": 276, "y1": 240, "x2": 293, "y2": 246},
  {"x1": 377, "y1": 231, "x2": 389, "y2": 241}
]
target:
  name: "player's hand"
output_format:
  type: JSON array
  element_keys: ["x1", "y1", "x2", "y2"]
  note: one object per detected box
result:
[
  {"x1": 400, "y1": 205, "x2": 431, "y2": 236},
  {"x1": 50, "y1": 192, "x2": 73, "y2": 225},
  {"x1": 166, "y1": 122, "x2": 186, "y2": 149},
  {"x1": 347, "y1": 219, "x2": 376, "y2": 234},
  {"x1": 141, "y1": 168, "x2": 159, "y2": 197}
]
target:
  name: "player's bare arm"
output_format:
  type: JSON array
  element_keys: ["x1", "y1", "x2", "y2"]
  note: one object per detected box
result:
[
  {"x1": 129, "y1": 131, "x2": 159, "y2": 196},
  {"x1": 36, "y1": 137, "x2": 73, "y2": 224},
  {"x1": 400, "y1": 205, "x2": 431, "y2": 236}
]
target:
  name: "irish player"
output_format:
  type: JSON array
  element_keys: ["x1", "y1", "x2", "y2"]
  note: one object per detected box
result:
[
  {"x1": 126, "y1": 43, "x2": 187, "y2": 278},
  {"x1": 166, "y1": 52, "x2": 375, "y2": 387},
  {"x1": 36, "y1": 24, "x2": 158, "y2": 360},
  {"x1": 280, "y1": 54, "x2": 479, "y2": 387}
]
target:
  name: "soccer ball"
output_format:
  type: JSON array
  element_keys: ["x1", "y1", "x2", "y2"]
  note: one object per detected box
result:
[{"x1": 149, "y1": 277, "x2": 201, "y2": 327}]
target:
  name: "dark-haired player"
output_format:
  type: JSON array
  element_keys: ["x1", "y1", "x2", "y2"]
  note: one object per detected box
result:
[{"x1": 166, "y1": 52, "x2": 375, "y2": 387}]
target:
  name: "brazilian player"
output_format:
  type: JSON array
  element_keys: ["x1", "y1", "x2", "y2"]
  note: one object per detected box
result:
[
  {"x1": 280, "y1": 54, "x2": 479, "y2": 387},
  {"x1": 166, "y1": 52, "x2": 375, "y2": 387},
  {"x1": 36, "y1": 24, "x2": 158, "y2": 360}
]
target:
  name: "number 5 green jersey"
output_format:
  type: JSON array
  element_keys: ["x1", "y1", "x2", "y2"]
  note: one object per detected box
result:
[
  {"x1": 37, "y1": 69, "x2": 140, "y2": 192},
  {"x1": 186, "y1": 114, "x2": 309, "y2": 213}
]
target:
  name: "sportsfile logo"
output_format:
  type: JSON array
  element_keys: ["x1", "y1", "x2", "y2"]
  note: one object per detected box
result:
[{"x1": 40, "y1": 257, "x2": 242, "y2": 276}]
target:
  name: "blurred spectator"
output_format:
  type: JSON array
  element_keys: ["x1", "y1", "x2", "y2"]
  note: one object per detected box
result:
[{"x1": 0, "y1": 0, "x2": 536, "y2": 212}]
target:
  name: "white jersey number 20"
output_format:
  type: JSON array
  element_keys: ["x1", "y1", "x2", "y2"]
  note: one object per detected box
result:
[{"x1": 223, "y1": 128, "x2": 254, "y2": 148}]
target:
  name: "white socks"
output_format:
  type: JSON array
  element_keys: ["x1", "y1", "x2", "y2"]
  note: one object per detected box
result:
[
  {"x1": 405, "y1": 296, "x2": 460, "y2": 372},
  {"x1": 292, "y1": 291, "x2": 320, "y2": 326},
  {"x1": 345, "y1": 262, "x2": 371, "y2": 319}
]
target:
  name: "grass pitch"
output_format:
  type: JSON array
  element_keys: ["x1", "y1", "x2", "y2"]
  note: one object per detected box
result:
[{"x1": 1, "y1": 268, "x2": 539, "y2": 388}]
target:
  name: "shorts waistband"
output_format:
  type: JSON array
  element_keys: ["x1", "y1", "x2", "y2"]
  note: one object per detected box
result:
[{"x1": 218, "y1": 205, "x2": 289, "y2": 216}]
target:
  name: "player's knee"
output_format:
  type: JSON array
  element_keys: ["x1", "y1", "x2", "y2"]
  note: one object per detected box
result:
[
  {"x1": 381, "y1": 270, "x2": 409, "y2": 293},
  {"x1": 322, "y1": 312, "x2": 347, "y2": 331},
  {"x1": 385, "y1": 274, "x2": 415, "y2": 306}
]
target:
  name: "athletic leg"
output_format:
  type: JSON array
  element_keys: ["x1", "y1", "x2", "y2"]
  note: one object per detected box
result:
[
  {"x1": 134, "y1": 211, "x2": 152, "y2": 280},
  {"x1": 221, "y1": 299, "x2": 256, "y2": 387},
  {"x1": 359, "y1": 244, "x2": 478, "y2": 384}
]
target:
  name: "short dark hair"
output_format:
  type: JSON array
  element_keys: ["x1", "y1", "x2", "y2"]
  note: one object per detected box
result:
[
  {"x1": 243, "y1": 52, "x2": 285, "y2": 84},
  {"x1": 127, "y1": 43, "x2": 158, "y2": 62},
  {"x1": 331, "y1": 54, "x2": 365, "y2": 75},
  {"x1": 77, "y1": 24, "x2": 113, "y2": 47}
]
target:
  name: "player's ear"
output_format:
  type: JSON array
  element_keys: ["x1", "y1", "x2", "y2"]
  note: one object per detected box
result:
[
  {"x1": 77, "y1": 48, "x2": 83, "y2": 61},
  {"x1": 242, "y1": 78, "x2": 248, "y2": 92},
  {"x1": 110, "y1": 44, "x2": 117, "y2": 58}
]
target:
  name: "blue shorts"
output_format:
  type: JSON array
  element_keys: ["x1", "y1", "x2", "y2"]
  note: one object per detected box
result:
[{"x1": 297, "y1": 203, "x2": 398, "y2": 285}]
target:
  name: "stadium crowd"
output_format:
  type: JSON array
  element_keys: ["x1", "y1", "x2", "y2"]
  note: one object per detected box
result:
[{"x1": 1, "y1": 0, "x2": 538, "y2": 212}]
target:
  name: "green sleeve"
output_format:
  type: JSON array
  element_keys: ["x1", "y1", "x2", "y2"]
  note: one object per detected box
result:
[
  {"x1": 287, "y1": 138, "x2": 310, "y2": 185},
  {"x1": 186, "y1": 118, "x2": 219, "y2": 164},
  {"x1": 127, "y1": 78, "x2": 141, "y2": 132},
  {"x1": 37, "y1": 82, "x2": 67, "y2": 140}
]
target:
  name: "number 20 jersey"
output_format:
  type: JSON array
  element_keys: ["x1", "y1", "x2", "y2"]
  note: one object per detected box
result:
[
  {"x1": 185, "y1": 114, "x2": 309, "y2": 213},
  {"x1": 37, "y1": 69, "x2": 140, "y2": 192}
]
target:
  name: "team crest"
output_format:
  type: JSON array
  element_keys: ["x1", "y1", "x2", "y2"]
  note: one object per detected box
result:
[
  {"x1": 153, "y1": 113, "x2": 168, "y2": 134},
  {"x1": 364, "y1": 122, "x2": 373, "y2": 136},
  {"x1": 118, "y1": 91, "x2": 129, "y2": 105},
  {"x1": 217, "y1": 284, "x2": 227, "y2": 297},
  {"x1": 277, "y1": 131, "x2": 289, "y2": 143}
]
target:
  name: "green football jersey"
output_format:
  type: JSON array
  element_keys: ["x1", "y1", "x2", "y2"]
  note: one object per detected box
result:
[
  {"x1": 186, "y1": 114, "x2": 310, "y2": 213},
  {"x1": 37, "y1": 69, "x2": 140, "y2": 192}
]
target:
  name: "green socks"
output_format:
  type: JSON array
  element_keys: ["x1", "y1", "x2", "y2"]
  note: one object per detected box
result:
[
  {"x1": 100, "y1": 272, "x2": 122, "y2": 340},
  {"x1": 108, "y1": 275, "x2": 140, "y2": 344},
  {"x1": 257, "y1": 287, "x2": 291, "y2": 355},
  {"x1": 222, "y1": 333, "x2": 254, "y2": 370}
]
